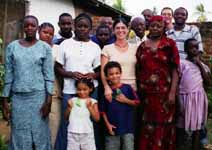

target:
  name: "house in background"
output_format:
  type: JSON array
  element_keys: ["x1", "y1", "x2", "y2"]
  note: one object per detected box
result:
[
  {"x1": 28, "y1": 0, "x2": 131, "y2": 33},
  {"x1": 0, "y1": 0, "x2": 131, "y2": 140},
  {"x1": 0, "y1": 0, "x2": 131, "y2": 49}
]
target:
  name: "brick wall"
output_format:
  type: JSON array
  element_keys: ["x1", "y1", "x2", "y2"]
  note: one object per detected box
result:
[
  {"x1": 0, "y1": 1, "x2": 25, "y2": 47},
  {"x1": 190, "y1": 22, "x2": 212, "y2": 68}
]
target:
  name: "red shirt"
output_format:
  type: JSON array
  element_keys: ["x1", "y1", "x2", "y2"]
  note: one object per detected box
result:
[{"x1": 136, "y1": 36, "x2": 179, "y2": 94}]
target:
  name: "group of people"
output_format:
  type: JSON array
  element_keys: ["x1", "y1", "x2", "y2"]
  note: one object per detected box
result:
[{"x1": 1, "y1": 6, "x2": 211, "y2": 150}]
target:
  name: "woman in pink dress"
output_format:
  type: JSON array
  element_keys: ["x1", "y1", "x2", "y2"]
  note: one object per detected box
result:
[{"x1": 177, "y1": 38, "x2": 211, "y2": 150}]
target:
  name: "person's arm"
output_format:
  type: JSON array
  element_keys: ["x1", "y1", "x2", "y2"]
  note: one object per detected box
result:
[
  {"x1": 102, "y1": 112, "x2": 116, "y2": 135},
  {"x1": 2, "y1": 98, "x2": 10, "y2": 121},
  {"x1": 87, "y1": 99, "x2": 100, "y2": 122},
  {"x1": 168, "y1": 68, "x2": 179, "y2": 104},
  {"x1": 168, "y1": 38, "x2": 180, "y2": 104},
  {"x1": 64, "y1": 99, "x2": 73, "y2": 120},
  {"x1": 195, "y1": 59, "x2": 211, "y2": 85},
  {"x1": 2, "y1": 44, "x2": 14, "y2": 121},
  {"x1": 54, "y1": 62, "x2": 84, "y2": 80},
  {"x1": 115, "y1": 86, "x2": 140, "y2": 106},
  {"x1": 40, "y1": 45, "x2": 54, "y2": 118},
  {"x1": 116, "y1": 94, "x2": 140, "y2": 106},
  {"x1": 101, "y1": 55, "x2": 112, "y2": 101}
]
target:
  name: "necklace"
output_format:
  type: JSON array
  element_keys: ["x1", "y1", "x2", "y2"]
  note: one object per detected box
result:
[{"x1": 115, "y1": 42, "x2": 128, "y2": 48}]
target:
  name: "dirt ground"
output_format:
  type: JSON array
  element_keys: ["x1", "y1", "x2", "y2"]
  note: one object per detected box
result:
[{"x1": 0, "y1": 119, "x2": 10, "y2": 143}]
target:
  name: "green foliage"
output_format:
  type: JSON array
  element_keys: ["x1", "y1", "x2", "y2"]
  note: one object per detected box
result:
[
  {"x1": 0, "y1": 64, "x2": 5, "y2": 96},
  {"x1": 0, "y1": 135, "x2": 7, "y2": 150},
  {"x1": 206, "y1": 86, "x2": 212, "y2": 116},
  {"x1": 0, "y1": 38, "x2": 2, "y2": 59},
  {"x1": 193, "y1": 3, "x2": 212, "y2": 22},
  {"x1": 112, "y1": 0, "x2": 125, "y2": 12}
]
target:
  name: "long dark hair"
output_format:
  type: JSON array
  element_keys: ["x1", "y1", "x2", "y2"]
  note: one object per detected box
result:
[{"x1": 75, "y1": 78, "x2": 94, "y2": 96}]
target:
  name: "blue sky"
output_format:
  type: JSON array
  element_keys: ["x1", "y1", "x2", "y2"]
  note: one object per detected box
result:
[{"x1": 106, "y1": 0, "x2": 212, "y2": 22}]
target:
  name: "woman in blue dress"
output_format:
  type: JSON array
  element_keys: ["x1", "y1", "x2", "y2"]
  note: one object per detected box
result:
[{"x1": 2, "y1": 15, "x2": 54, "y2": 150}]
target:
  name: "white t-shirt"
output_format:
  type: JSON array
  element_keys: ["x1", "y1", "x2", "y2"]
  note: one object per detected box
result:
[
  {"x1": 56, "y1": 38, "x2": 101, "y2": 94},
  {"x1": 52, "y1": 44, "x2": 60, "y2": 61},
  {"x1": 68, "y1": 97, "x2": 97, "y2": 133}
]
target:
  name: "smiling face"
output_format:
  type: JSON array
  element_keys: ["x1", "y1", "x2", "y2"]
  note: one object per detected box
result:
[
  {"x1": 75, "y1": 18, "x2": 91, "y2": 41},
  {"x1": 161, "y1": 8, "x2": 173, "y2": 25},
  {"x1": 39, "y1": 26, "x2": 54, "y2": 45},
  {"x1": 23, "y1": 17, "x2": 38, "y2": 39},
  {"x1": 106, "y1": 67, "x2": 122, "y2": 86},
  {"x1": 174, "y1": 8, "x2": 188, "y2": 26},
  {"x1": 114, "y1": 22, "x2": 129, "y2": 40},
  {"x1": 76, "y1": 82, "x2": 92, "y2": 99}
]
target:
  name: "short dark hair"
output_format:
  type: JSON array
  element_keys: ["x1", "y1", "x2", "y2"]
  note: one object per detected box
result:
[
  {"x1": 39, "y1": 22, "x2": 54, "y2": 32},
  {"x1": 24, "y1": 15, "x2": 39, "y2": 25},
  {"x1": 184, "y1": 38, "x2": 197, "y2": 52},
  {"x1": 174, "y1": 7, "x2": 188, "y2": 17},
  {"x1": 96, "y1": 25, "x2": 111, "y2": 34},
  {"x1": 104, "y1": 61, "x2": 122, "y2": 76},
  {"x1": 74, "y1": 13, "x2": 92, "y2": 29},
  {"x1": 59, "y1": 13, "x2": 72, "y2": 21},
  {"x1": 113, "y1": 17, "x2": 128, "y2": 29},
  {"x1": 161, "y1": 7, "x2": 173, "y2": 16},
  {"x1": 75, "y1": 78, "x2": 94, "y2": 95}
]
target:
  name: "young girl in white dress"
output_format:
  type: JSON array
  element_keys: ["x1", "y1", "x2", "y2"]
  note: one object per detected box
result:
[{"x1": 65, "y1": 79, "x2": 100, "y2": 150}]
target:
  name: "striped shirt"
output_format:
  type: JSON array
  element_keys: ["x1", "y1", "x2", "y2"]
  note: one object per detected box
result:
[{"x1": 166, "y1": 24, "x2": 203, "y2": 59}]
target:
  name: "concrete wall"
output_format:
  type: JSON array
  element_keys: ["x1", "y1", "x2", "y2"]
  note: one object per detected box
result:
[{"x1": 28, "y1": 0, "x2": 75, "y2": 33}]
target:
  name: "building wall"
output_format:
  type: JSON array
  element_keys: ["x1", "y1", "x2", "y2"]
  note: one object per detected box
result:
[
  {"x1": 74, "y1": 6, "x2": 111, "y2": 34},
  {"x1": 0, "y1": 0, "x2": 25, "y2": 52},
  {"x1": 28, "y1": 0, "x2": 75, "y2": 33}
]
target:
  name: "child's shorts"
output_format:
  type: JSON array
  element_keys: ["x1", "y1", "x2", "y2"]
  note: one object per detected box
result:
[
  {"x1": 67, "y1": 132, "x2": 96, "y2": 150},
  {"x1": 105, "y1": 133, "x2": 134, "y2": 150}
]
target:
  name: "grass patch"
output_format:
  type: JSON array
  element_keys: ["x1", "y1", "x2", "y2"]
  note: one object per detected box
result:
[
  {"x1": 0, "y1": 135, "x2": 7, "y2": 150},
  {"x1": 207, "y1": 118, "x2": 212, "y2": 144}
]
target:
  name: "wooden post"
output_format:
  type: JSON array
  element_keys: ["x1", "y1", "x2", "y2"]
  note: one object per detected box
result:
[{"x1": 2, "y1": 0, "x2": 8, "y2": 63}]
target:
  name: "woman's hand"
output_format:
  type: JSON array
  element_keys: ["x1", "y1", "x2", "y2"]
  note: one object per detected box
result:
[
  {"x1": 104, "y1": 86, "x2": 113, "y2": 102},
  {"x1": 2, "y1": 98, "x2": 10, "y2": 121},
  {"x1": 40, "y1": 95, "x2": 52, "y2": 119}
]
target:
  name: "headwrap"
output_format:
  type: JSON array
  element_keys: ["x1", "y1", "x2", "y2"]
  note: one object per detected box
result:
[{"x1": 149, "y1": 15, "x2": 165, "y2": 24}]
